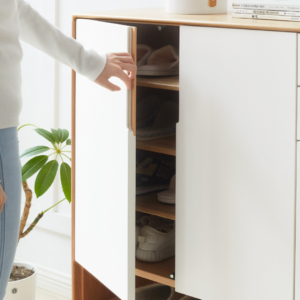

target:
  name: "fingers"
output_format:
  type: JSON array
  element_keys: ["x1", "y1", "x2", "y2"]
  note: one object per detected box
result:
[
  {"x1": 121, "y1": 63, "x2": 137, "y2": 80},
  {"x1": 119, "y1": 56, "x2": 135, "y2": 64},
  {"x1": 113, "y1": 52, "x2": 132, "y2": 57},
  {"x1": 101, "y1": 80, "x2": 121, "y2": 92},
  {"x1": 116, "y1": 70, "x2": 132, "y2": 90}
]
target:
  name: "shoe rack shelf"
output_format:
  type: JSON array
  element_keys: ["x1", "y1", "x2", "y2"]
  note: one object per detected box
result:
[
  {"x1": 135, "y1": 69, "x2": 178, "y2": 288},
  {"x1": 136, "y1": 136, "x2": 176, "y2": 156},
  {"x1": 136, "y1": 76, "x2": 179, "y2": 91},
  {"x1": 135, "y1": 257, "x2": 175, "y2": 288},
  {"x1": 136, "y1": 193, "x2": 176, "y2": 220}
]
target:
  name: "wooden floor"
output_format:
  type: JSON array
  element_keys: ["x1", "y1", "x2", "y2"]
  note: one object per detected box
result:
[{"x1": 36, "y1": 287, "x2": 69, "y2": 300}]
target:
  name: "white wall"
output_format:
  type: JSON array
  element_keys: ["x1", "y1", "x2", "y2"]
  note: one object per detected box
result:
[{"x1": 16, "y1": 0, "x2": 233, "y2": 298}]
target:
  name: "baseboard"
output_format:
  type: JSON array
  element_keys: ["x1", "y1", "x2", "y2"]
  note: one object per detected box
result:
[{"x1": 15, "y1": 257, "x2": 71, "y2": 299}]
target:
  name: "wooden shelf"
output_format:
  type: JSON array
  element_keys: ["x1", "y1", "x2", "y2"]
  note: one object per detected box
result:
[
  {"x1": 136, "y1": 257, "x2": 175, "y2": 287},
  {"x1": 136, "y1": 136, "x2": 176, "y2": 156},
  {"x1": 137, "y1": 76, "x2": 179, "y2": 91},
  {"x1": 136, "y1": 193, "x2": 175, "y2": 220}
]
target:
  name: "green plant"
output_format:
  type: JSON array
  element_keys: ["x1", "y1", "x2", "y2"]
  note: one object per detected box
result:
[{"x1": 18, "y1": 124, "x2": 71, "y2": 240}]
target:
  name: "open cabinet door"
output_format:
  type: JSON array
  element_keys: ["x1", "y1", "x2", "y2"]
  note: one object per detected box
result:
[{"x1": 74, "y1": 19, "x2": 136, "y2": 300}]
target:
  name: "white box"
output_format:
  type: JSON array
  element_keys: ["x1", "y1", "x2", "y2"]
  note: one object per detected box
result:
[{"x1": 165, "y1": 0, "x2": 228, "y2": 14}]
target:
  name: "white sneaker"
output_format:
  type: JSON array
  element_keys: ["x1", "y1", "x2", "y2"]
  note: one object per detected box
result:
[
  {"x1": 136, "y1": 216, "x2": 174, "y2": 247},
  {"x1": 157, "y1": 175, "x2": 176, "y2": 204},
  {"x1": 136, "y1": 284, "x2": 182, "y2": 300},
  {"x1": 136, "y1": 221, "x2": 175, "y2": 262}
]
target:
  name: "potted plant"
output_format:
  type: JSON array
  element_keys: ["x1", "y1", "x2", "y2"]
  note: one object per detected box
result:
[{"x1": 4, "y1": 124, "x2": 71, "y2": 300}]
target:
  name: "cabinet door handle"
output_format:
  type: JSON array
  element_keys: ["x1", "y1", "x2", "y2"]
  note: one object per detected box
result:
[
  {"x1": 131, "y1": 27, "x2": 137, "y2": 136},
  {"x1": 209, "y1": 0, "x2": 217, "y2": 7}
]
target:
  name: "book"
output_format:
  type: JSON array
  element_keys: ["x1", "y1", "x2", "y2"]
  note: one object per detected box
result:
[
  {"x1": 232, "y1": 12, "x2": 300, "y2": 21},
  {"x1": 233, "y1": 8, "x2": 300, "y2": 16},
  {"x1": 232, "y1": 1, "x2": 300, "y2": 12}
]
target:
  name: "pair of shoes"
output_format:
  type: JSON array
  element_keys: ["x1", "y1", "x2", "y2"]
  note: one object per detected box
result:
[
  {"x1": 136, "y1": 283, "x2": 198, "y2": 300},
  {"x1": 137, "y1": 44, "x2": 179, "y2": 76},
  {"x1": 136, "y1": 215, "x2": 175, "y2": 263},
  {"x1": 136, "y1": 95, "x2": 178, "y2": 142},
  {"x1": 136, "y1": 154, "x2": 175, "y2": 195},
  {"x1": 157, "y1": 175, "x2": 176, "y2": 205}
]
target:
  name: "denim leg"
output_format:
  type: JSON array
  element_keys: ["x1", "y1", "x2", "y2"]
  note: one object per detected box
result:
[{"x1": 0, "y1": 127, "x2": 22, "y2": 300}]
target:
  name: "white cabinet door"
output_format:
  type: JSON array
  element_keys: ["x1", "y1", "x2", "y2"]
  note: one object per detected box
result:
[
  {"x1": 177, "y1": 26, "x2": 297, "y2": 300},
  {"x1": 75, "y1": 20, "x2": 136, "y2": 300},
  {"x1": 296, "y1": 106, "x2": 300, "y2": 300}
]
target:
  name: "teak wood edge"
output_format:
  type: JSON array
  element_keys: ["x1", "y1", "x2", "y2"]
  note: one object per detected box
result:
[{"x1": 72, "y1": 7, "x2": 300, "y2": 34}]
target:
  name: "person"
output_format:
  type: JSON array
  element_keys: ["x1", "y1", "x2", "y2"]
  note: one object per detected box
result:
[{"x1": 0, "y1": 0, "x2": 137, "y2": 298}]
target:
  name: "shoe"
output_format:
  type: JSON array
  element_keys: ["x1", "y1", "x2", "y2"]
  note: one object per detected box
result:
[
  {"x1": 136, "y1": 215, "x2": 173, "y2": 247},
  {"x1": 137, "y1": 101, "x2": 179, "y2": 142},
  {"x1": 136, "y1": 156, "x2": 175, "y2": 195},
  {"x1": 136, "y1": 220, "x2": 175, "y2": 262},
  {"x1": 137, "y1": 45, "x2": 179, "y2": 76},
  {"x1": 136, "y1": 95, "x2": 163, "y2": 130},
  {"x1": 136, "y1": 284, "x2": 183, "y2": 300},
  {"x1": 157, "y1": 175, "x2": 176, "y2": 205},
  {"x1": 137, "y1": 44, "x2": 154, "y2": 67}
]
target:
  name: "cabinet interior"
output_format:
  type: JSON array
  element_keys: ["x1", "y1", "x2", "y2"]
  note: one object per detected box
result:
[{"x1": 132, "y1": 23, "x2": 180, "y2": 291}]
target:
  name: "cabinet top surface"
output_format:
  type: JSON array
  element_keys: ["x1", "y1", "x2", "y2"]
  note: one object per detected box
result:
[{"x1": 73, "y1": 7, "x2": 300, "y2": 33}]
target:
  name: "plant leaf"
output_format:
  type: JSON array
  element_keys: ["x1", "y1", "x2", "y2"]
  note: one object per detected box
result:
[
  {"x1": 62, "y1": 129, "x2": 69, "y2": 143},
  {"x1": 20, "y1": 146, "x2": 50, "y2": 159},
  {"x1": 22, "y1": 155, "x2": 48, "y2": 181},
  {"x1": 35, "y1": 160, "x2": 59, "y2": 198},
  {"x1": 35, "y1": 128, "x2": 55, "y2": 145},
  {"x1": 66, "y1": 139, "x2": 71, "y2": 146},
  {"x1": 57, "y1": 129, "x2": 63, "y2": 143},
  {"x1": 51, "y1": 129, "x2": 60, "y2": 144},
  {"x1": 60, "y1": 162, "x2": 71, "y2": 203}
]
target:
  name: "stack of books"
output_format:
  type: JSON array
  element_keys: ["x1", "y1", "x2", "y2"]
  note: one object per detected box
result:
[{"x1": 232, "y1": 0, "x2": 300, "y2": 22}]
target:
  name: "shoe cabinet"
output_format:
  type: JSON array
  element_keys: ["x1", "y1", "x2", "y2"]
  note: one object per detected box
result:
[{"x1": 71, "y1": 8, "x2": 300, "y2": 300}]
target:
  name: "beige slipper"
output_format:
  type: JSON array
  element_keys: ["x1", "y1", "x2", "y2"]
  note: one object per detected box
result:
[
  {"x1": 138, "y1": 45, "x2": 179, "y2": 76},
  {"x1": 137, "y1": 44, "x2": 154, "y2": 67}
]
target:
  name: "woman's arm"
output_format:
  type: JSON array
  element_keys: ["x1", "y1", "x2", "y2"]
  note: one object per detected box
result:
[{"x1": 17, "y1": 0, "x2": 136, "y2": 90}]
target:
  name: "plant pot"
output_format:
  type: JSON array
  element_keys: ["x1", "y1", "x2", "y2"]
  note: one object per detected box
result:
[
  {"x1": 165, "y1": 0, "x2": 228, "y2": 14},
  {"x1": 4, "y1": 262, "x2": 37, "y2": 300}
]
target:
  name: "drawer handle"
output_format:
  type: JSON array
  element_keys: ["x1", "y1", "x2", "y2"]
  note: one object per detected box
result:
[{"x1": 209, "y1": 0, "x2": 217, "y2": 7}]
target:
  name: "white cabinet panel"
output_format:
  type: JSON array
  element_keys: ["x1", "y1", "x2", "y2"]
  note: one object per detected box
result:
[
  {"x1": 296, "y1": 143, "x2": 300, "y2": 300},
  {"x1": 177, "y1": 26, "x2": 297, "y2": 300},
  {"x1": 75, "y1": 20, "x2": 136, "y2": 300},
  {"x1": 297, "y1": 86, "x2": 300, "y2": 141},
  {"x1": 298, "y1": 35, "x2": 300, "y2": 86}
]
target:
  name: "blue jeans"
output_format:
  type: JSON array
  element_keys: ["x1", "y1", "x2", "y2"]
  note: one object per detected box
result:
[{"x1": 0, "y1": 127, "x2": 21, "y2": 299}]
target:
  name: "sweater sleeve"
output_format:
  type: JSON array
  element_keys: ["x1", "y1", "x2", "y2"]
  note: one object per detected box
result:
[{"x1": 17, "y1": 0, "x2": 107, "y2": 81}]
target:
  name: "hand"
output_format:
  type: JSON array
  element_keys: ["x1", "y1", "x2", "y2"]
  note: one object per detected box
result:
[
  {"x1": 0, "y1": 184, "x2": 6, "y2": 214},
  {"x1": 94, "y1": 52, "x2": 137, "y2": 92}
]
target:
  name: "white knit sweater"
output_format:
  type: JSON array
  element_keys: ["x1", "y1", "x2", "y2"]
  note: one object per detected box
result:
[{"x1": 0, "y1": 0, "x2": 107, "y2": 130}]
